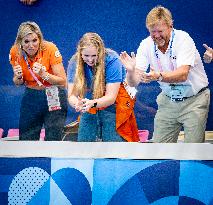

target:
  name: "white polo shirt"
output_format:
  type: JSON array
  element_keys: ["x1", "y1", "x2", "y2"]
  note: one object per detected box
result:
[{"x1": 136, "y1": 29, "x2": 208, "y2": 97}]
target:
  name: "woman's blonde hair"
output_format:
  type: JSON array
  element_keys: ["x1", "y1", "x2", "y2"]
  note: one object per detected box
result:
[
  {"x1": 72, "y1": 32, "x2": 106, "y2": 99},
  {"x1": 15, "y1": 21, "x2": 44, "y2": 57},
  {"x1": 146, "y1": 6, "x2": 173, "y2": 29}
]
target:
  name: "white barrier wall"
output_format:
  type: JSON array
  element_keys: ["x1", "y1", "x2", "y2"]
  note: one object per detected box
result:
[{"x1": 0, "y1": 142, "x2": 212, "y2": 205}]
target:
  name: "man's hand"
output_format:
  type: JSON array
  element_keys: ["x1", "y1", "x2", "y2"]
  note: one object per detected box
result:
[
  {"x1": 203, "y1": 44, "x2": 213, "y2": 63},
  {"x1": 140, "y1": 67, "x2": 159, "y2": 83},
  {"x1": 120, "y1": 51, "x2": 136, "y2": 73}
]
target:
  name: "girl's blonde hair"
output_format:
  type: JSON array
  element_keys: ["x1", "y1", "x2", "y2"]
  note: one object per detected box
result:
[
  {"x1": 15, "y1": 21, "x2": 44, "y2": 57},
  {"x1": 72, "y1": 32, "x2": 106, "y2": 99}
]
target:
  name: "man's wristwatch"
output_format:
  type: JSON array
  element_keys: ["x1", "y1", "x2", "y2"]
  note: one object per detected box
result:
[
  {"x1": 157, "y1": 72, "x2": 163, "y2": 82},
  {"x1": 91, "y1": 101, "x2": 97, "y2": 108}
]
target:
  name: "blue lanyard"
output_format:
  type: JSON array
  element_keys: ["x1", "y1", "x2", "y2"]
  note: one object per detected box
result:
[{"x1": 154, "y1": 30, "x2": 175, "y2": 71}]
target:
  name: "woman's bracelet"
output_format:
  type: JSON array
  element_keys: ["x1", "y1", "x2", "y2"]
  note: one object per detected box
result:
[{"x1": 17, "y1": 76, "x2": 23, "y2": 80}]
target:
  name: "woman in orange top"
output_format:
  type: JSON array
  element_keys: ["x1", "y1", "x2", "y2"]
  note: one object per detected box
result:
[{"x1": 9, "y1": 21, "x2": 67, "y2": 140}]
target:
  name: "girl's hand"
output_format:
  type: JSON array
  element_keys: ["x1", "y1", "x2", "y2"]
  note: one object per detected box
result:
[
  {"x1": 81, "y1": 98, "x2": 95, "y2": 113},
  {"x1": 74, "y1": 97, "x2": 84, "y2": 112}
]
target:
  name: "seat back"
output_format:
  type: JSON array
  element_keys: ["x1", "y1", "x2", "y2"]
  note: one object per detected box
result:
[
  {"x1": 138, "y1": 130, "x2": 149, "y2": 142},
  {"x1": 7, "y1": 129, "x2": 19, "y2": 137},
  {"x1": 5, "y1": 129, "x2": 45, "y2": 141},
  {"x1": 40, "y1": 129, "x2": 45, "y2": 141},
  {"x1": 0, "y1": 128, "x2": 4, "y2": 138}
]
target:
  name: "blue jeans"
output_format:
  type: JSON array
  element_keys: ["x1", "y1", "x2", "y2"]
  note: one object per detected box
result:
[
  {"x1": 19, "y1": 87, "x2": 67, "y2": 141},
  {"x1": 78, "y1": 105, "x2": 125, "y2": 142}
]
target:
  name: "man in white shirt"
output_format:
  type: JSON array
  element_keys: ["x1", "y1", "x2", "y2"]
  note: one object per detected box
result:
[{"x1": 120, "y1": 5, "x2": 210, "y2": 143}]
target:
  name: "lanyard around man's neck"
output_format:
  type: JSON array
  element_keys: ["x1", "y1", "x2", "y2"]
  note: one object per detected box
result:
[{"x1": 154, "y1": 30, "x2": 175, "y2": 72}]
